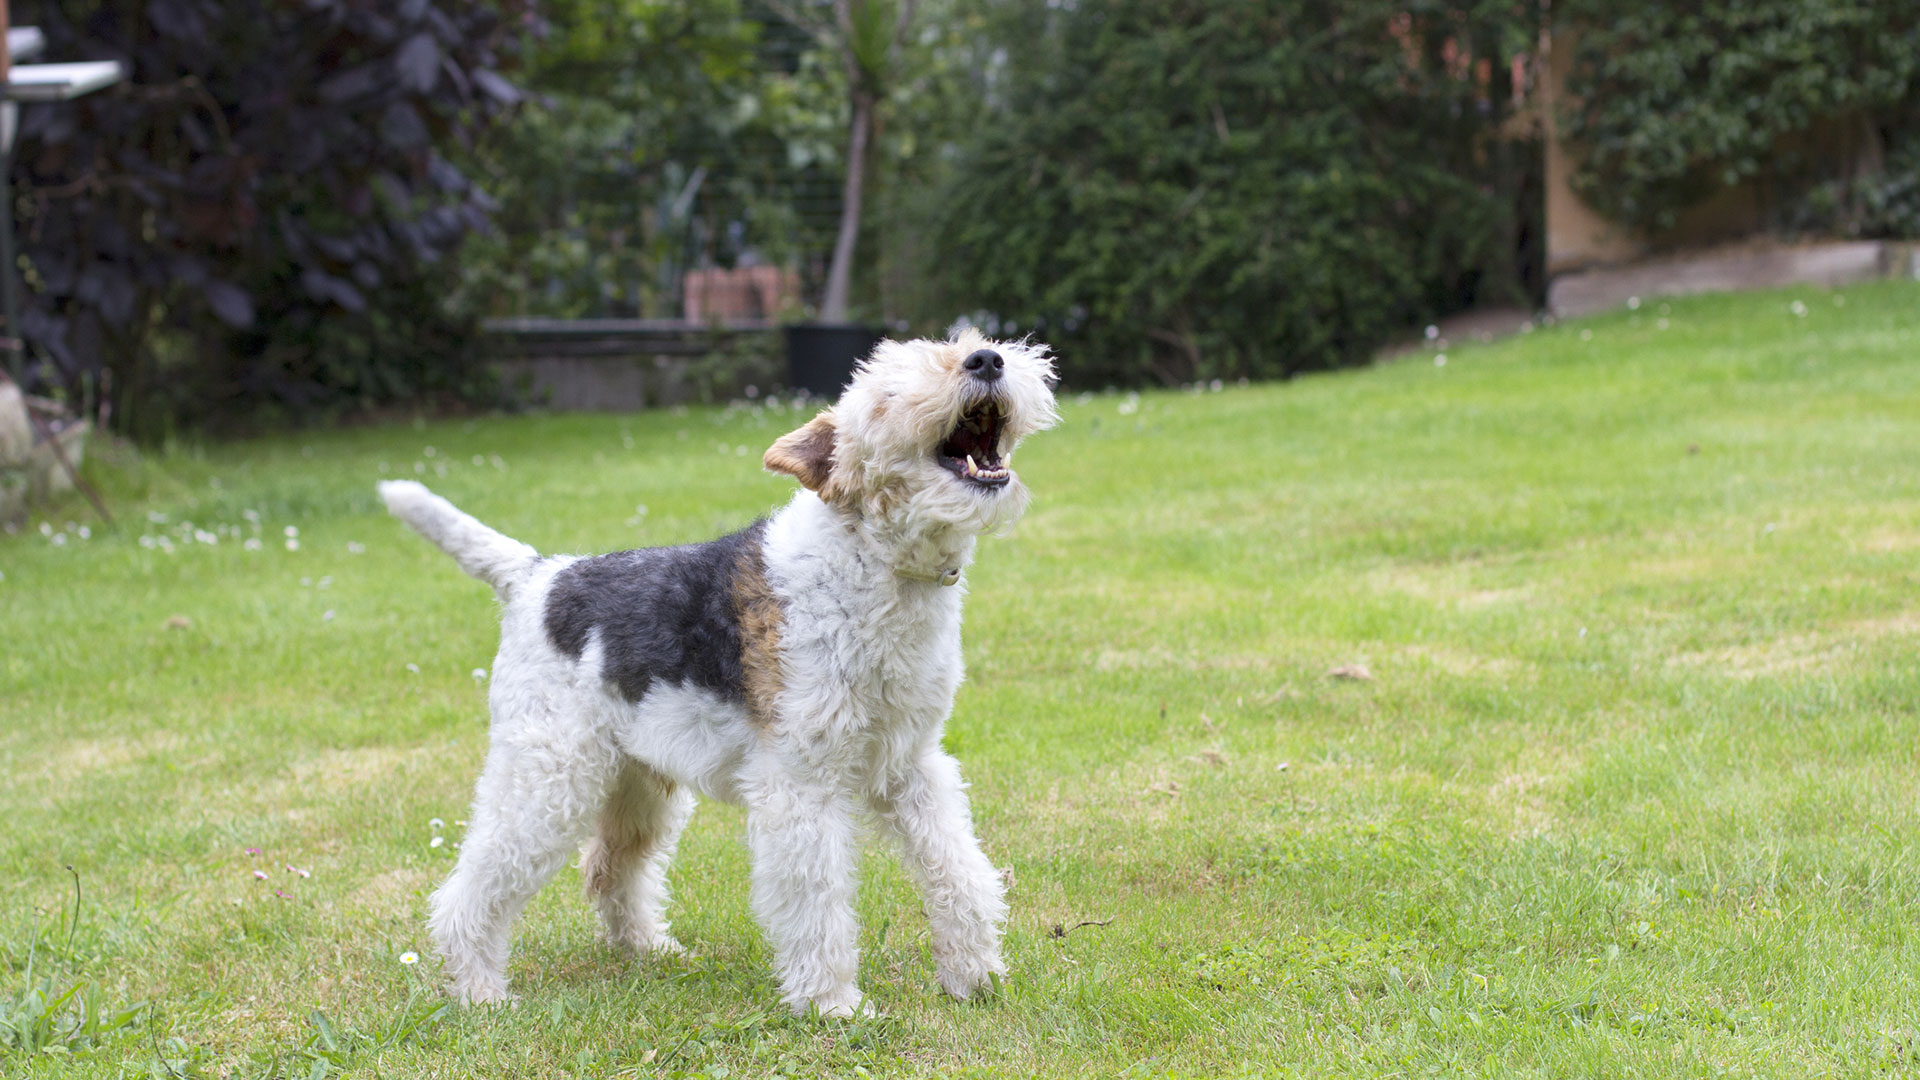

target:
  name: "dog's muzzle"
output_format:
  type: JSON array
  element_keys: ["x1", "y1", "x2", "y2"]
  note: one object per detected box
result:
[{"x1": 963, "y1": 349, "x2": 1004, "y2": 383}]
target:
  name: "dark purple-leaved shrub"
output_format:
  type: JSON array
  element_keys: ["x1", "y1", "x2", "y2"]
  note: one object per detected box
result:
[{"x1": 13, "y1": 0, "x2": 533, "y2": 435}]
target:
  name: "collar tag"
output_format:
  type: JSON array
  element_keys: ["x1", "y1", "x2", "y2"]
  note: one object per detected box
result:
[{"x1": 938, "y1": 567, "x2": 961, "y2": 587}]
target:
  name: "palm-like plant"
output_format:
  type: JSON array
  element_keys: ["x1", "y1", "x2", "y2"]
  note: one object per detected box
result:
[{"x1": 768, "y1": 0, "x2": 920, "y2": 322}]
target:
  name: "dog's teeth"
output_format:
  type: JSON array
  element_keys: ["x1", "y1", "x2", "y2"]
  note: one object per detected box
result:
[{"x1": 965, "y1": 454, "x2": 978, "y2": 476}]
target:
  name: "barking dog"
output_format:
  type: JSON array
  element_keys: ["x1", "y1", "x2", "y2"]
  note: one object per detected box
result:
[{"x1": 379, "y1": 331, "x2": 1057, "y2": 1016}]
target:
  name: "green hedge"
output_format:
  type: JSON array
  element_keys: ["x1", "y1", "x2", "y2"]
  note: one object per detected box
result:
[
  {"x1": 1559, "y1": 0, "x2": 1920, "y2": 236},
  {"x1": 914, "y1": 0, "x2": 1540, "y2": 386}
]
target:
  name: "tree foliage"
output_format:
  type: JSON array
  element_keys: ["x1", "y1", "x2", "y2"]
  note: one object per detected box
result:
[
  {"x1": 1558, "y1": 0, "x2": 1920, "y2": 235},
  {"x1": 455, "y1": 0, "x2": 848, "y2": 321},
  {"x1": 459, "y1": 0, "x2": 979, "y2": 324},
  {"x1": 916, "y1": 0, "x2": 1541, "y2": 386},
  {"x1": 15, "y1": 0, "x2": 530, "y2": 436}
]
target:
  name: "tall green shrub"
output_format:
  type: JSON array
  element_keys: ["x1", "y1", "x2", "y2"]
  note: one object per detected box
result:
[
  {"x1": 15, "y1": 0, "x2": 529, "y2": 437},
  {"x1": 918, "y1": 0, "x2": 1540, "y2": 386},
  {"x1": 1558, "y1": 0, "x2": 1920, "y2": 235}
]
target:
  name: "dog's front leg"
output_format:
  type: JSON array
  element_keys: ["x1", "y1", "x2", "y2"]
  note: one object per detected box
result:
[
  {"x1": 874, "y1": 749, "x2": 1008, "y2": 1000},
  {"x1": 740, "y1": 755, "x2": 868, "y2": 1017}
]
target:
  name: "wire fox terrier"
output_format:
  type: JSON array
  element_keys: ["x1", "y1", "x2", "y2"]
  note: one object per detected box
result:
[{"x1": 378, "y1": 331, "x2": 1058, "y2": 1016}]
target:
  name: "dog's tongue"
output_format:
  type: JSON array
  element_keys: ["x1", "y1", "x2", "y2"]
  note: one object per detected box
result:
[{"x1": 942, "y1": 404, "x2": 1005, "y2": 466}]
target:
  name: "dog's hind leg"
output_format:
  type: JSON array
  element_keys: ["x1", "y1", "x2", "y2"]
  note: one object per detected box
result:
[
  {"x1": 428, "y1": 731, "x2": 616, "y2": 1004},
  {"x1": 582, "y1": 760, "x2": 695, "y2": 956},
  {"x1": 872, "y1": 749, "x2": 1008, "y2": 1000}
]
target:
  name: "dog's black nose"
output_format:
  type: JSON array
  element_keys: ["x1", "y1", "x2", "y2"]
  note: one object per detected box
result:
[{"x1": 963, "y1": 349, "x2": 1004, "y2": 382}]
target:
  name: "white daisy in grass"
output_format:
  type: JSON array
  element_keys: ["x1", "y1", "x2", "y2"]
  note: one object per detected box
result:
[
  {"x1": 429, "y1": 818, "x2": 445, "y2": 830},
  {"x1": 399, "y1": 952, "x2": 419, "y2": 965},
  {"x1": 430, "y1": 836, "x2": 445, "y2": 849}
]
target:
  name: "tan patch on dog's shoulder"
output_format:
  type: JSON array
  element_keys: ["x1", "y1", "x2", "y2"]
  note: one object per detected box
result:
[{"x1": 732, "y1": 533, "x2": 785, "y2": 729}]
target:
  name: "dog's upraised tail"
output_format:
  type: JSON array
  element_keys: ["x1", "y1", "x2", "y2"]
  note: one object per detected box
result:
[{"x1": 378, "y1": 480, "x2": 539, "y2": 596}]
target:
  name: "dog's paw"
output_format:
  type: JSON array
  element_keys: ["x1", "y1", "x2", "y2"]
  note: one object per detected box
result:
[
  {"x1": 793, "y1": 985, "x2": 875, "y2": 1019},
  {"x1": 640, "y1": 933, "x2": 689, "y2": 958},
  {"x1": 450, "y1": 981, "x2": 516, "y2": 1007},
  {"x1": 601, "y1": 924, "x2": 692, "y2": 958},
  {"x1": 936, "y1": 956, "x2": 1006, "y2": 1001}
]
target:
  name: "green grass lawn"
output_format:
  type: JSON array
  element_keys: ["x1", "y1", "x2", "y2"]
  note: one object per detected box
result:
[{"x1": 4, "y1": 281, "x2": 1920, "y2": 1078}]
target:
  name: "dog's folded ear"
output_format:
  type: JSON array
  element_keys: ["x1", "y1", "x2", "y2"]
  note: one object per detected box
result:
[{"x1": 764, "y1": 411, "x2": 839, "y2": 493}]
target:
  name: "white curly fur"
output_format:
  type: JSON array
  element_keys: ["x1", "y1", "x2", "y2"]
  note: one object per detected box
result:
[{"x1": 378, "y1": 329, "x2": 1057, "y2": 1016}]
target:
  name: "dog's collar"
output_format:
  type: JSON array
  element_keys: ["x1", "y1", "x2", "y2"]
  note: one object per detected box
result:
[{"x1": 896, "y1": 565, "x2": 963, "y2": 587}]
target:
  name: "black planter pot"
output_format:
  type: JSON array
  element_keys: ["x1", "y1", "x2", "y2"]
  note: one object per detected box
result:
[{"x1": 784, "y1": 323, "x2": 882, "y2": 400}]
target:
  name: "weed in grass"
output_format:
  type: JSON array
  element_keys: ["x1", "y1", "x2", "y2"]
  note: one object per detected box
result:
[
  {"x1": 0, "y1": 966, "x2": 146, "y2": 1058},
  {"x1": 266, "y1": 993, "x2": 450, "y2": 1078},
  {"x1": 0, "y1": 872, "x2": 148, "y2": 1062}
]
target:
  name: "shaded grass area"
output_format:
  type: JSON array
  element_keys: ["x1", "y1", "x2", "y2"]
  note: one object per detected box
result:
[{"x1": 3, "y1": 281, "x2": 1919, "y2": 1076}]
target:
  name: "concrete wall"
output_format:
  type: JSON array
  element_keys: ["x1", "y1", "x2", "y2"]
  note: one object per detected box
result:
[
  {"x1": 1541, "y1": 26, "x2": 1829, "y2": 277},
  {"x1": 485, "y1": 320, "x2": 783, "y2": 412},
  {"x1": 1540, "y1": 26, "x2": 1644, "y2": 276},
  {"x1": 1548, "y1": 240, "x2": 1917, "y2": 318}
]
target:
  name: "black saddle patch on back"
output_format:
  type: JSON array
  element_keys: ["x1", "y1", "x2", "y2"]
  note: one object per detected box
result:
[{"x1": 543, "y1": 521, "x2": 768, "y2": 705}]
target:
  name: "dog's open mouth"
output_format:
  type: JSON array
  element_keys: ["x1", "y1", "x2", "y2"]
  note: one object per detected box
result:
[{"x1": 937, "y1": 401, "x2": 1010, "y2": 487}]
